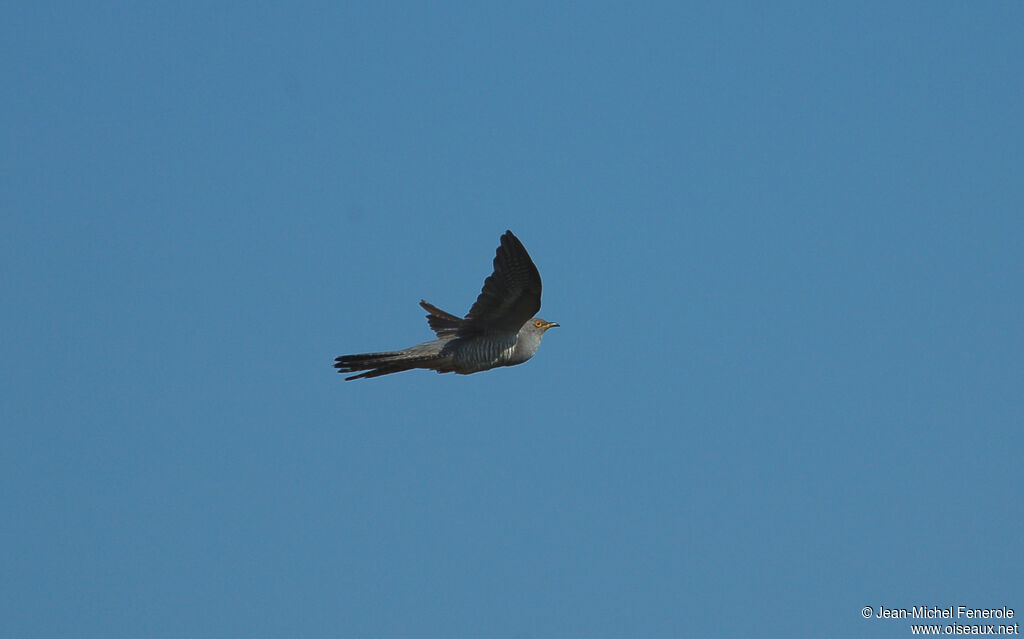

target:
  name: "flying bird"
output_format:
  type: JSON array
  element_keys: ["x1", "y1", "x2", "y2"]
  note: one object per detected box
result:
[{"x1": 334, "y1": 230, "x2": 559, "y2": 380}]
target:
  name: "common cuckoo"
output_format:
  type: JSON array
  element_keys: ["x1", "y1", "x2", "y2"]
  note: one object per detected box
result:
[{"x1": 333, "y1": 230, "x2": 558, "y2": 380}]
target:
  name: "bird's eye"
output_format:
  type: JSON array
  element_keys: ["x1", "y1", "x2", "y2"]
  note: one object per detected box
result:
[{"x1": 534, "y1": 320, "x2": 543, "y2": 327}]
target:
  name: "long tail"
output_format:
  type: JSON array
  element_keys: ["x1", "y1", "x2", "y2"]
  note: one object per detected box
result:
[{"x1": 333, "y1": 347, "x2": 447, "y2": 381}]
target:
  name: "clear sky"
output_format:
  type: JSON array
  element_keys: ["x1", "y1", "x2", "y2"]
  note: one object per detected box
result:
[{"x1": 3, "y1": 3, "x2": 1022, "y2": 638}]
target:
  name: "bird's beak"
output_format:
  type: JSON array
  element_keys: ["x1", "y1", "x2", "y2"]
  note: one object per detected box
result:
[{"x1": 548, "y1": 322, "x2": 560, "y2": 328}]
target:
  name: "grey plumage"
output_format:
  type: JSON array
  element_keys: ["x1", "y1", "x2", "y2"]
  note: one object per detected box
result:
[{"x1": 334, "y1": 230, "x2": 558, "y2": 381}]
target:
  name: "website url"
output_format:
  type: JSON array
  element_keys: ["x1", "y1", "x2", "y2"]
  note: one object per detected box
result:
[{"x1": 911, "y1": 623, "x2": 1020, "y2": 635}]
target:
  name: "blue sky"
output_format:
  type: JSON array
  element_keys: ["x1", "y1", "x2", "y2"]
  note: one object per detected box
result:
[{"x1": 3, "y1": 3, "x2": 1022, "y2": 638}]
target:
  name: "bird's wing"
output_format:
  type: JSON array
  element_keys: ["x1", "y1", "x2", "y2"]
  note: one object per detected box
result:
[
  {"x1": 460, "y1": 230, "x2": 542, "y2": 336},
  {"x1": 419, "y1": 300, "x2": 463, "y2": 338}
]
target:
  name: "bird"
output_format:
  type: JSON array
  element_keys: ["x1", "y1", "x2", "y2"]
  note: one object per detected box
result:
[{"x1": 334, "y1": 230, "x2": 558, "y2": 380}]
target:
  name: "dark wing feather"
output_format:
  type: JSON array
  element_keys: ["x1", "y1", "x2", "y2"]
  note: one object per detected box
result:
[
  {"x1": 460, "y1": 230, "x2": 542, "y2": 335},
  {"x1": 419, "y1": 300, "x2": 463, "y2": 338}
]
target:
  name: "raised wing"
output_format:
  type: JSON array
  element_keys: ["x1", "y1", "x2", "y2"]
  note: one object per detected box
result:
[{"x1": 460, "y1": 230, "x2": 542, "y2": 336}]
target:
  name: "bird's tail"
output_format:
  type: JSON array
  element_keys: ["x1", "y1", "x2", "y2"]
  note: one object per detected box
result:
[{"x1": 333, "y1": 343, "x2": 448, "y2": 381}]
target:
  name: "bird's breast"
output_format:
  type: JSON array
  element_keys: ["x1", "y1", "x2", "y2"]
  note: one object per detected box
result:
[{"x1": 446, "y1": 333, "x2": 519, "y2": 372}]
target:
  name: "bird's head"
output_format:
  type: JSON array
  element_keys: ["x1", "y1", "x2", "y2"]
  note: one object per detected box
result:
[{"x1": 529, "y1": 318, "x2": 560, "y2": 332}]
